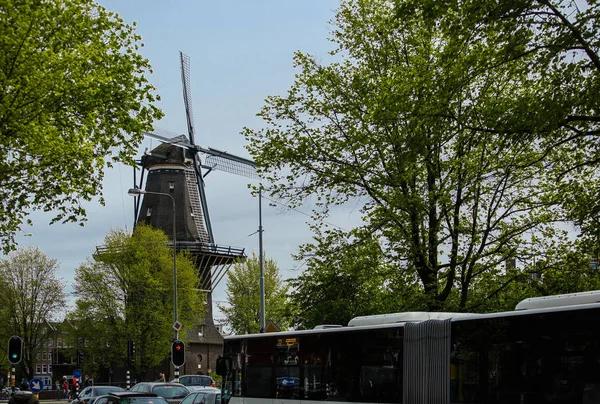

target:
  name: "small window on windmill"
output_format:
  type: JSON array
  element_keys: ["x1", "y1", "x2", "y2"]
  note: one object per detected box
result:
[
  {"x1": 146, "y1": 206, "x2": 152, "y2": 217},
  {"x1": 198, "y1": 325, "x2": 204, "y2": 338},
  {"x1": 169, "y1": 181, "x2": 175, "y2": 191}
]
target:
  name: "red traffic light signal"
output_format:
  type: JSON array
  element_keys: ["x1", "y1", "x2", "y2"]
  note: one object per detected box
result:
[
  {"x1": 171, "y1": 340, "x2": 185, "y2": 367},
  {"x1": 8, "y1": 336, "x2": 23, "y2": 364}
]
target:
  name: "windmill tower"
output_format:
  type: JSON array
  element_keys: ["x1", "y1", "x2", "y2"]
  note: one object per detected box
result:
[{"x1": 131, "y1": 52, "x2": 257, "y2": 375}]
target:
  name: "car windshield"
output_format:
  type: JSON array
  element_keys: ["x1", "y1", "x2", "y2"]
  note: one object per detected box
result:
[
  {"x1": 153, "y1": 386, "x2": 189, "y2": 399},
  {"x1": 178, "y1": 377, "x2": 211, "y2": 387},
  {"x1": 95, "y1": 387, "x2": 123, "y2": 396},
  {"x1": 122, "y1": 398, "x2": 168, "y2": 404}
]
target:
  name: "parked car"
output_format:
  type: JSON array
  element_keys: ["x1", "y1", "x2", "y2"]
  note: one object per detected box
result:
[
  {"x1": 71, "y1": 385, "x2": 126, "y2": 404},
  {"x1": 130, "y1": 383, "x2": 190, "y2": 404},
  {"x1": 94, "y1": 392, "x2": 168, "y2": 404},
  {"x1": 171, "y1": 376, "x2": 216, "y2": 391},
  {"x1": 180, "y1": 390, "x2": 221, "y2": 404}
]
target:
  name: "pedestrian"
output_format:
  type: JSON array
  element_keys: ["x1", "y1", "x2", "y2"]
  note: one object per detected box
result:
[
  {"x1": 155, "y1": 373, "x2": 166, "y2": 383},
  {"x1": 55, "y1": 380, "x2": 61, "y2": 400},
  {"x1": 9, "y1": 382, "x2": 39, "y2": 404},
  {"x1": 83, "y1": 375, "x2": 91, "y2": 388},
  {"x1": 62, "y1": 377, "x2": 69, "y2": 400}
]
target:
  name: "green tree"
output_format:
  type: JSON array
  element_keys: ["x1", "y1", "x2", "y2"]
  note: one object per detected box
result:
[
  {"x1": 69, "y1": 225, "x2": 204, "y2": 377},
  {"x1": 0, "y1": 0, "x2": 162, "y2": 252},
  {"x1": 218, "y1": 253, "x2": 290, "y2": 334},
  {"x1": 0, "y1": 246, "x2": 67, "y2": 380},
  {"x1": 245, "y1": 0, "x2": 591, "y2": 310},
  {"x1": 388, "y1": 0, "x2": 600, "y2": 241},
  {"x1": 289, "y1": 229, "x2": 424, "y2": 329}
]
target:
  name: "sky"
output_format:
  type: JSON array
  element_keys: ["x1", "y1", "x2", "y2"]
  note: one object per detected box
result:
[{"x1": 12, "y1": 0, "x2": 363, "y2": 324}]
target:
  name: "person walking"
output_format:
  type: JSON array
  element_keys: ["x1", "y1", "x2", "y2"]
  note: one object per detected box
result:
[
  {"x1": 55, "y1": 380, "x2": 61, "y2": 400},
  {"x1": 62, "y1": 377, "x2": 69, "y2": 400},
  {"x1": 9, "y1": 382, "x2": 39, "y2": 404},
  {"x1": 83, "y1": 375, "x2": 91, "y2": 388}
]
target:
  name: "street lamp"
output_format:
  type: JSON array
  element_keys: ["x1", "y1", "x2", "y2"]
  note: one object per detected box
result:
[{"x1": 128, "y1": 187, "x2": 179, "y2": 341}]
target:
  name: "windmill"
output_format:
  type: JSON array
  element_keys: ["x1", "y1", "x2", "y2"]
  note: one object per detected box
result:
[{"x1": 129, "y1": 51, "x2": 258, "y2": 373}]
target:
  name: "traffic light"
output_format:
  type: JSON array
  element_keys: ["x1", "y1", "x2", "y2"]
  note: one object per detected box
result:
[
  {"x1": 171, "y1": 340, "x2": 185, "y2": 367},
  {"x1": 7, "y1": 336, "x2": 22, "y2": 364},
  {"x1": 127, "y1": 339, "x2": 135, "y2": 364},
  {"x1": 78, "y1": 350, "x2": 84, "y2": 366}
]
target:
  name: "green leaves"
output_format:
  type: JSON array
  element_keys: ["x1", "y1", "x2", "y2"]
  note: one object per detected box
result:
[
  {"x1": 70, "y1": 225, "x2": 203, "y2": 374},
  {"x1": 246, "y1": 0, "x2": 600, "y2": 313},
  {"x1": 217, "y1": 253, "x2": 290, "y2": 334},
  {"x1": 0, "y1": 0, "x2": 163, "y2": 252}
]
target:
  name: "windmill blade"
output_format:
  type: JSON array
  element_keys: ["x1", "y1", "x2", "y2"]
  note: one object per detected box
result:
[
  {"x1": 201, "y1": 147, "x2": 258, "y2": 179},
  {"x1": 178, "y1": 52, "x2": 215, "y2": 242},
  {"x1": 143, "y1": 129, "x2": 258, "y2": 179},
  {"x1": 180, "y1": 51, "x2": 197, "y2": 146},
  {"x1": 143, "y1": 129, "x2": 192, "y2": 150}
]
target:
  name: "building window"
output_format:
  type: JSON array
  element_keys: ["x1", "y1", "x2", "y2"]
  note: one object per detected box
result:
[
  {"x1": 42, "y1": 351, "x2": 47, "y2": 360},
  {"x1": 169, "y1": 181, "x2": 175, "y2": 190},
  {"x1": 42, "y1": 364, "x2": 47, "y2": 374},
  {"x1": 147, "y1": 206, "x2": 152, "y2": 217},
  {"x1": 36, "y1": 365, "x2": 41, "y2": 374},
  {"x1": 49, "y1": 365, "x2": 52, "y2": 374},
  {"x1": 198, "y1": 326, "x2": 204, "y2": 338},
  {"x1": 36, "y1": 352, "x2": 41, "y2": 360}
]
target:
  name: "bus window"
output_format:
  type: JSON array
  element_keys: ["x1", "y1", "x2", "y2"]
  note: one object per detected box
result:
[
  {"x1": 245, "y1": 337, "x2": 275, "y2": 398},
  {"x1": 275, "y1": 349, "x2": 300, "y2": 399},
  {"x1": 301, "y1": 334, "x2": 327, "y2": 400}
]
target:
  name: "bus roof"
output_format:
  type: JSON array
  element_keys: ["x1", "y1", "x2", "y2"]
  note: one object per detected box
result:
[
  {"x1": 223, "y1": 292, "x2": 600, "y2": 341},
  {"x1": 515, "y1": 289, "x2": 600, "y2": 310},
  {"x1": 347, "y1": 311, "x2": 476, "y2": 327}
]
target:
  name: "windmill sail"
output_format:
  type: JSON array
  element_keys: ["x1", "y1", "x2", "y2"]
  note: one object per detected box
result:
[
  {"x1": 179, "y1": 51, "x2": 214, "y2": 243},
  {"x1": 144, "y1": 129, "x2": 258, "y2": 179}
]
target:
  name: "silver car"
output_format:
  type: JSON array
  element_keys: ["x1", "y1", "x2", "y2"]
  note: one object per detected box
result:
[
  {"x1": 130, "y1": 383, "x2": 190, "y2": 404},
  {"x1": 180, "y1": 391, "x2": 221, "y2": 404}
]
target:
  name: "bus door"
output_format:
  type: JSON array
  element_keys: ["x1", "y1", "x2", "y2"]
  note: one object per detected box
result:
[{"x1": 274, "y1": 337, "x2": 300, "y2": 403}]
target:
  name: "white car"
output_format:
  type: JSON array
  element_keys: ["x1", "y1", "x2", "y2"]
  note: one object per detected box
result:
[{"x1": 171, "y1": 376, "x2": 217, "y2": 392}]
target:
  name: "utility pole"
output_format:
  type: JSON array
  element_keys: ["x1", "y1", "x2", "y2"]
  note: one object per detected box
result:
[{"x1": 258, "y1": 189, "x2": 265, "y2": 333}]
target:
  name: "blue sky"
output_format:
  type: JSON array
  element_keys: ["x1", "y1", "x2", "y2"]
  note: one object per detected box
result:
[{"x1": 14, "y1": 0, "x2": 363, "y2": 324}]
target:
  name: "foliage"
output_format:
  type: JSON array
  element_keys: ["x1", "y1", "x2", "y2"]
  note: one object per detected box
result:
[
  {"x1": 393, "y1": 0, "x2": 600, "y2": 237},
  {"x1": 244, "y1": 0, "x2": 600, "y2": 311},
  {"x1": 217, "y1": 253, "x2": 290, "y2": 334},
  {"x1": 0, "y1": 246, "x2": 67, "y2": 379},
  {"x1": 0, "y1": 0, "x2": 163, "y2": 252},
  {"x1": 288, "y1": 229, "x2": 424, "y2": 329},
  {"x1": 69, "y1": 225, "x2": 204, "y2": 377}
]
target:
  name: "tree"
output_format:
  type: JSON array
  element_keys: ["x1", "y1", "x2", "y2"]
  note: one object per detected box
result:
[
  {"x1": 387, "y1": 0, "x2": 600, "y2": 240},
  {"x1": 0, "y1": 0, "x2": 163, "y2": 252},
  {"x1": 218, "y1": 253, "x2": 290, "y2": 334},
  {"x1": 289, "y1": 229, "x2": 424, "y2": 329},
  {"x1": 245, "y1": 0, "x2": 596, "y2": 310},
  {"x1": 0, "y1": 246, "x2": 67, "y2": 380},
  {"x1": 69, "y1": 225, "x2": 204, "y2": 376}
]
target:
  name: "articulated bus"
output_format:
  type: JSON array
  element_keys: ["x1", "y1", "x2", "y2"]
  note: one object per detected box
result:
[{"x1": 216, "y1": 290, "x2": 600, "y2": 404}]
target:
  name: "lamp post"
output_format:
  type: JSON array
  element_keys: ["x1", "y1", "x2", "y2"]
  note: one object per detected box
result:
[{"x1": 128, "y1": 188, "x2": 178, "y2": 340}]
